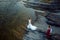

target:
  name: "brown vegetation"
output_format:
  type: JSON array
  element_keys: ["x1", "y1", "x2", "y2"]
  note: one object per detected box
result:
[{"x1": 0, "y1": 12, "x2": 27, "y2": 40}]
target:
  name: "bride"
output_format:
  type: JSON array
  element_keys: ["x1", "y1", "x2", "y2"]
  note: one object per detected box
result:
[{"x1": 27, "y1": 17, "x2": 37, "y2": 30}]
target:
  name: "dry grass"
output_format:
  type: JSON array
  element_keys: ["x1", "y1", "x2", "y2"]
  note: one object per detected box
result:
[{"x1": 0, "y1": 12, "x2": 28, "y2": 40}]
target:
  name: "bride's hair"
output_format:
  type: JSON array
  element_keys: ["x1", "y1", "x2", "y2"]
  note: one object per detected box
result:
[{"x1": 29, "y1": 17, "x2": 31, "y2": 19}]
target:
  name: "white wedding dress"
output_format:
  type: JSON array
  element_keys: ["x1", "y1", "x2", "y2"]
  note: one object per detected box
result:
[{"x1": 27, "y1": 19, "x2": 37, "y2": 30}]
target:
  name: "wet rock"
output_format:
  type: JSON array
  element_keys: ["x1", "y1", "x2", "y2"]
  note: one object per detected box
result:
[{"x1": 23, "y1": 31, "x2": 47, "y2": 40}]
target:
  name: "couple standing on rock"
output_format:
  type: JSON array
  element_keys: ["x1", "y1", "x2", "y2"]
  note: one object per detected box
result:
[{"x1": 27, "y1": 17, "x2": 52, "y2": 39}]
